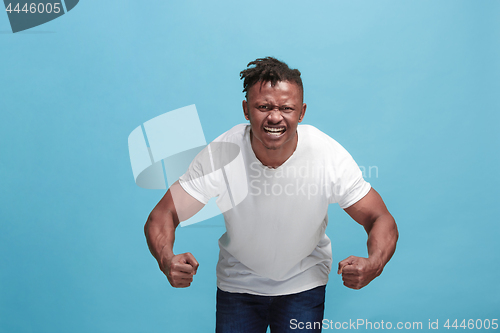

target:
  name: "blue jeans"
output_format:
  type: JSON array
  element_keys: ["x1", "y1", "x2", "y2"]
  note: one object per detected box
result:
[{"x1": 216, "y1": 285, "x2": 326, "y2": 333}]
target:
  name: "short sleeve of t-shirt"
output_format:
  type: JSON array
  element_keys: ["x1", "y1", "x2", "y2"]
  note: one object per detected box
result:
[
  {"x1": 325, "y1": 137, "x2": 371, "y2": 209},
  {"x1": 178, "y1": 144, "x2": 223, "y2": 205}
]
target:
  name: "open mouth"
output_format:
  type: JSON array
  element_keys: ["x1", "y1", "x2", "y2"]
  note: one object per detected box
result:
[{"x1": 264, "y1": 126, "x2": 286, "y2": 136}]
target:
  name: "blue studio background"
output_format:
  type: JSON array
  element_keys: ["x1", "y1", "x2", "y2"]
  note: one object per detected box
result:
[{"x1": 1, "y1": 1, "x2": 499, "y2": 332}]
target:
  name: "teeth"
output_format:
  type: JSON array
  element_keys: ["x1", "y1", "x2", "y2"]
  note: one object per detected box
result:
[{"x1": 264, "y1": 126, "x2": 285, "y2": 133}]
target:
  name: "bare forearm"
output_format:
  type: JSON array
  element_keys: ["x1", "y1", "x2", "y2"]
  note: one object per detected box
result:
[
  {"x1": 340, "y1": 189, "x2": 398, "y2": 289},
  {"x1": 366, "y1": 213, "x2": 398, "y2": 273},
  {"x1": 144, "y1": 184, "x2": 201, "y2": 288},
  {"x1": 144, "y1": 210, "x2": 177, "y2": 266}
]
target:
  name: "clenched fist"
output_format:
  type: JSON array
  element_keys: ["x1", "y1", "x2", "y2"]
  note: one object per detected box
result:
[
  {"x1": 338, "y1": 256, "x2": 383, "y2": 290},
  {"x1": 160, "y1": 252, "x2": 199, "y2": 288}
]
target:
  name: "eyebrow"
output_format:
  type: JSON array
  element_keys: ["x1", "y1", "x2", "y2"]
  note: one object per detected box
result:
[{"x1": 254, "y1": 100, "x2": 296, "y2": 107}]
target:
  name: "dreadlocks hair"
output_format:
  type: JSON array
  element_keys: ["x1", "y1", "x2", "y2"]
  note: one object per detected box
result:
[{"x1": 239, "y1": 57, "x2": 303, "y2": 99}]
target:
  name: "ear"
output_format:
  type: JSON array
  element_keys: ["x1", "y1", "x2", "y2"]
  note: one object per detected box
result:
[
  {"x1": 242, "y1": 100, "x2": 249, "y2": 121},
  {"x1": 298, "y1": 103, "x2": 307, "y2": 123}
]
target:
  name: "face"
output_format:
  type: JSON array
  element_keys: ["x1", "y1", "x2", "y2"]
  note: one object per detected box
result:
[{"x1": 242, "y1": 80, "x2": 306, "y2": 155}]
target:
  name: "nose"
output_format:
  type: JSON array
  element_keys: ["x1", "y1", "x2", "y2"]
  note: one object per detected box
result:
[{"x1": 267, "y1": 108, "x2": 283, "y2": 123}]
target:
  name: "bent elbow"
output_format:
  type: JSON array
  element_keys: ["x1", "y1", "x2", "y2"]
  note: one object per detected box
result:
[
  {"x1": 144, "y1": 213, "x2": 155, "y2": 238},
  {"x1": 391, "y1": 217, "x2": 399, "y2": 244}
]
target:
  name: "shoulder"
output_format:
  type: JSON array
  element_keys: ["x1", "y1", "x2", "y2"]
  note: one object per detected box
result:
[
  {"x1": 298, "y1": 124, "x2": 347, "y2": 153},
  {"x1": 213, "y1": 123, "x2": 249, "y2": 144}
]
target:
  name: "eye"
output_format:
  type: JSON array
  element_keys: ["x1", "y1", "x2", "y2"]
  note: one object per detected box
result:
[
  {"x1": 281, "y1": 106, "x2": 293, "y2": 113},
  {"x1": 258, "y1": 105, "x2": 269, "y2": 111}
]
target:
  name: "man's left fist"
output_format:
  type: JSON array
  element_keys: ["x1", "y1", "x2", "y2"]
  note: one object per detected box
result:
[{"x1": 338, "y1": 256, "x2": 383, "y2": 290}]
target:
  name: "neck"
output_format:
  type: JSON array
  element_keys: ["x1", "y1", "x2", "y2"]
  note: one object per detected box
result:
[{"x1": 250, "y1": 131, "x2": 298, "y2": 168}]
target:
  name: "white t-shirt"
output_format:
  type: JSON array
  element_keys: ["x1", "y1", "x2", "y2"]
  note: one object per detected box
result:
[{"x1": 179, "y1": 124, "x2": 371, "y2": 296}]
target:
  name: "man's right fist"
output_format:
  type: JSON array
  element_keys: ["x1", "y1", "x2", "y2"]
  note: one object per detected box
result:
[{"x1": 160, "y1": 252, "x2": 199, "y2": 288}]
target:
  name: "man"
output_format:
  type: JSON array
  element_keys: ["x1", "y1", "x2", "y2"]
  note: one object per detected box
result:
[{"x1": 145, "y1": 57, "x2": 398, "y2": 332}]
